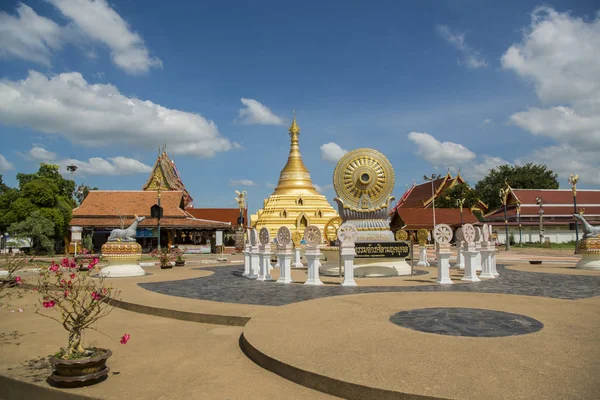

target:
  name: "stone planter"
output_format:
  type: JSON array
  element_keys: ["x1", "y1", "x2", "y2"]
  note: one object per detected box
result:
[
  {"x1": 175, "y1": 260, "x2": 186, "y2": 267},
  {"x1": 49, "y1": 348, "x2": 112, "y2": 388},
  {"x1": 160, "y1": 263, "x2": 172, "y2": 269},
  {"x1": 0, "y1": 278, "x2": 19, "y2": 288}
]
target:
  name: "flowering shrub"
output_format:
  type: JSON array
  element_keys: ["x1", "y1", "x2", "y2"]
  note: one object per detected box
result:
[
  {"x1": 0, "y1": 253, "x2": 28, "y2": 280},
  {"x1": 150, "y1": 248, "x2": 182, "y2": 267},
  {"x1": 36, "y1": 257, "x2": 126, "y2": 359}
]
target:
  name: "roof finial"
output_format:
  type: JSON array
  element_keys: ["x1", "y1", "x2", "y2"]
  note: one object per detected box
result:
[{"x1": 289, "y1": 109, "x2": 300, "y2": 136}]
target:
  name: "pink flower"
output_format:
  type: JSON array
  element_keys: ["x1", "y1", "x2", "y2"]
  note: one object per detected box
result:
[
  {"x1": 61, "y1": 258, "x2": 69, "y2": 268},
  {"x1": 9, "y1": 309, "x2": 15, "y2": 313},
  {"x1": 49, "y1": 263, "x2": 59, "y2": 272},
  {"x1": 14, "y1": 276, "x2": 22, "y2": 285},
  {"x1": 120, "y1": 333, "x2": 130, "y2": 344},
  {"x1": 64, "y1": 290, "x2": 69, "y2": 297},
  {"x1": 91, "y1": 292, "x2": 102, "y2": 301},
  {"x1": 43, "y1": 300, "x2": 56, "y2": 308},
  {"x1": 69, "y1": 259, "x2": 77, "y2": 269},
  {"x1": 69, "y1": 273, "x2": 76, "y2": 279},
  {"x1": 18, "y1": 308, "x2": 23, "y2": 313}
]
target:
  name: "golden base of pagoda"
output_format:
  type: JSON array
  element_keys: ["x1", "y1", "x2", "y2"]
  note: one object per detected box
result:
[
  {"x1": 101, "y1": 241, "x2": 142, "y2": 260},
  {"x1": 576, "y1": 238, "x2": 600, "y2": 270}
]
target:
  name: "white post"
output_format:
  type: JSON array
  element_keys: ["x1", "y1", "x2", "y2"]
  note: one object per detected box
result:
[
  {"x1": 340, "y1": 242, "x2": 357, "y2": 286},
  {"x1": 474, "y1": 241, "x2": 482, "y2": 272},
  {"x1": 248, "y1": 244, "x2": 259, "y2": 279},
  {"x1": 292, "y1": 247, "x2": 303, "y2": 268},
  {"x1": 276, "y1": 244, "x2": 293, "y2": 284},
  {"x1": 257, "y1": 244, "x2": 272, "y2": 281},
  {"x1": 490, "y1": 246, "x2": 499, "y2": 277},
  {"x1": 436, "y1": 245, "x2": 453, "y2": 285},
  {"x1": 479, "y1": 243, "x2": 495, "y2": 279},
  {"x1": 461, "y1": 242, "x2": 481, "y2": 282},
  {"x1": 417, "y1": 245, "x2": 430, "y2": 267},
  {"x1": 304, "y1": 246, "x2": 323, "y2": 285},
  {"x1": 456, "y1": 244, "x2": 465, "y2": 270},
  {"x1": 242, "y1": 244, "x2": 250, "y2": 277}
]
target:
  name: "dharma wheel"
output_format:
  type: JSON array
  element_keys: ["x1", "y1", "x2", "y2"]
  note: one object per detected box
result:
[{"x1": 333, "y1": 148, "x2": 395, "y2": 209}]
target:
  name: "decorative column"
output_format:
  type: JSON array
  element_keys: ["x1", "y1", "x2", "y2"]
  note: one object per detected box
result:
[
  {"x1": 455, "y1": 227, "x2": 465, "y2": 270},
  {"x1": 461, "y1": 224, "x2": 481, "y2": 282},
  {"x1": 276, "y1": 226, "x2": 293, "y2": 284},
  {"x1": 434, "y1": 224, "x2": 453, "y2": 285},
  {"x1": 479, "y1": 224, "x2": 495, "y2": 279},
  {"x1": 257, "y1": 228, "x2": 273, "y2": 281},
  {"x1": 338, "y1": 224, "x2": 359, "y2": 287},
  {"x1": 303, "y1": 226, "x2": 323, "y2": 285},
  {"x1": 291, "y1": 231, "x2": 304, "y2": 268},
  {"x1": 474, "y1": 227, "x2": 483, "y2": 272},
  {"x1": 416, "y1": 229, "x2": 430, "y2": 266},
  {"x1": 242, "y1": 241, "x2": 251, "y2": 277},
  {"x1": 248, "y1": 228, "x2": 259, "y2": 279}
]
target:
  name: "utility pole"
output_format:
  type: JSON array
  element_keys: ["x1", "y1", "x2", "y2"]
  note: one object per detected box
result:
[
  {"x1": 536, "y1": 197, "x2": 544, "y2": 245},
  {"x1": 568, "y1": 174, "x2": 579, "y2": 244},
  {"x1": 499, "y1": 187, "x2": 510, "y2": 251}
]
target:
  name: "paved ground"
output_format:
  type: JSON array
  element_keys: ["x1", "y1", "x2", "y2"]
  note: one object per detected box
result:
[{"x1": 139, "y1": 263, "x2": 600, "y2": 305}]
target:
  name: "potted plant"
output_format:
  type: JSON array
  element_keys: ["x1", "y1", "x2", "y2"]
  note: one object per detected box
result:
[
  {"x1": 174, "y1": 249, "x2": 185, "y2": 267},
  {"x1": 150, "y1": 248, "x2": 181, "y2": 269},
  {"x1": 0, "y1": 253, "x2": 27, "y2": 288},
  {"x1": 35, "y1": 256, "x2": 129, "y2": 387}
]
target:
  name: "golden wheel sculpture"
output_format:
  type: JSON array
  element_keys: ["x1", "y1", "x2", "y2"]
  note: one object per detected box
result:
[
  {"x1": 324, "y1": 216, "x2": 343, "y2": 242},
  {"x1": 291, "y1": 230, "x2": 303, "y2": 247},
  {"x1": 395, "y1": 230, "x2": 408, "y2": 241},
  {"x1": 417, "y1": 228, "x2": 429, "y2": 246},
  {"x1": 333, "y1": 148, "x2": 395, "y2": 209}
]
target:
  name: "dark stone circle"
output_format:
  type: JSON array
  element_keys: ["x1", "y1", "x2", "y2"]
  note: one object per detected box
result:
[{"x1": 389, "y1": 307, "x2": 544, "y2": 337}]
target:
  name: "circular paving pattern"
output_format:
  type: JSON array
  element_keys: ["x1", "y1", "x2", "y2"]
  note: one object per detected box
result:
[{"x1": 389, "y1": 307, "x2": 544, "y2": 337}]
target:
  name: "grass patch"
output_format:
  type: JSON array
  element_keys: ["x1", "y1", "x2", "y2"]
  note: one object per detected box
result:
[{"x1": 511, "y1": 241, "x2": 576, "y2": 250}]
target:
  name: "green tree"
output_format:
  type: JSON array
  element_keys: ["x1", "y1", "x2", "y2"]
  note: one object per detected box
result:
[
  {"x1": 9, "y1": 210, "x2": 56, "y2": 254},
  {"x1": 436, "y1": 182, "x2": 481, "y2": 209},
  {"x1": 75, "y1": 184, "x2": 99, "y2": 205},
  {"x1": 475, "y1": 163, "x2": 559, "y2": 211},
  {"x1": 0, "y1": 175, "x2": 9, "y2": 194}
]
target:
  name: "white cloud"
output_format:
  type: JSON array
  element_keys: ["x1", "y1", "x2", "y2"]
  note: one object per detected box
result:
[
  {"x1": 463, "y1": 155, "x2": 511, "y2": 183},
  {"x1": 49, "y1": 0, "x2": 162, "y2": 74},
  {"x1": 58, "y1": 156, "x2": 151, "y2": 176},
  {"x1": 481, "y1": 118, "x2": 493, "y2": 128},
  {"x1": 502, "y1": 7, "x2": 600, "y2": 151},
  {"x1": 314, "y1": 183, "x2": 333, "y2": 193},
  {"x1": 437, "y1": 25, "x2": 487, "y2": 69},
  {"x1": 266, "y1": 182, "x2": 276, "y2": 188},
  {"x1": 229, "y1": 179, "x2": 257, "y2": 187},
  {"x1": 408, "y1": 132, "x2": 476, "y2": 166},
  {"x1": 0, "y1": 1, "x2": 161, "y2": 74},
  {"x1": 0, "y1": 71, "x2": 236, "y2": 157},
  {"x1": 20, "y1": 146, "x2": 57, "y2": 162},
  {"x1": 0, "y1": 154, "x2": 15, "y2": 172},
  {"x1": 320, "y1": 142, "x2": 347, "y2": 163},
  {"x1": 236, "y1": 98, "x2": 284, "y2": 125},
  {"x1": 0, "y1": 3, "x2": 63, "y2": 66}
]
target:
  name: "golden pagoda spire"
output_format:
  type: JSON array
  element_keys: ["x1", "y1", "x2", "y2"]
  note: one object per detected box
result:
[{"x1": 273, "y1": 112, "x2": 318, "y2": 195}]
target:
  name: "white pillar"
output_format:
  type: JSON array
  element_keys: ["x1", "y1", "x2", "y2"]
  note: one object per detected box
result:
[
  {"x1": 292, "y1": 247, "x2": 303, "y2": 268},
  {"x1": 461, "y1": 243, "x2": 481, "y2": 282},
  {"x1": 242, "y1": 244, "x2": 250, "y2": 277},
  {"x1": 479, "y1": 244, "x2": 495, "y2": 279},
  {"x1": 416, "y1": 246, "x2": 430, "y2": 267},
  {"x1": 257, "y1": 245, "x2": 273, "y2": 281},
  {"x1": 490, "y1": 247, "x2": 499, "y2": 277},
  {"x1": 248, "y1": 245, "x2": 259, "y2": 279},
  {"x1": 474, "y1": 242, "x2": 482, "y2": 271},
  {"x1": 436, "y1": 247, "x2": 453, "y2": 285},
  {"x1": 276, "y1": 245, "x2": 293, "y2": 284},
  {"x1": 455, "y1": 244, "x2": 465, "y2": 270},
  {"x1": 304, "y1": 246, "x2": 323, "y2": 286},
  {"x1": 340, "y1": 243, "x2": 357, "y2": 286}
]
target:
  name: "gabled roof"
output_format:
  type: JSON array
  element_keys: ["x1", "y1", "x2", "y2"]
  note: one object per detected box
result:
[
  {"x1": 71, "y1": 191, "x2": 230, "y2": 230},
  {"x1": 187, "y1": 208, "x2": 248, "y2": 226},
  {"x1": 390, "y1": 207, "x2": 480, "y2": 230},
  {"x1": 143, "y1": 148, "x2": 193, "y2": 207}
]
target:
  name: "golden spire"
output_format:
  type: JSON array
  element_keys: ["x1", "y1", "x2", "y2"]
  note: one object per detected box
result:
[{"x1": 273, "y1": 112, "x2": 318, "y2": 195}]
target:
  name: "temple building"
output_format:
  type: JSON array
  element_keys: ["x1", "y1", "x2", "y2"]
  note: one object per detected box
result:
[
  {"x1": 143, "y1": 146, "x2": 193, "y2": 207},
  {"x1": 250, "y1": 115, "x2": 338, "y2": 238},
  {"x1": 389, "y1": 171, "x2": 485, "y2": 237},
  {"x1": 484, "y1": 187, "x2": 600, "y2": 244}
]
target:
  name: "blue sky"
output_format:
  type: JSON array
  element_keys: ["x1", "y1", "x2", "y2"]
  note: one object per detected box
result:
[{"x1": 0, "y1": 0, "x2": 599, "y2": 213}]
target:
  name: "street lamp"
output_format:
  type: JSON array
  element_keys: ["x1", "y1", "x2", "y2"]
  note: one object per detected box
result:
[
  {"x1": 456, "y1": 198, "x2": 466, "y2": 226},
  {"x1": 568, "y1": 174, "x2": 579, "y2": 243},
  {"x1": 424, "y1": 174, "x2": 438, "y2": 242},
  {"x1": 499, "y1": 188, "x2": 510, "y2": 250},
  {"x1": 157, "y1": 186, "x2": 162, "y2": 251},
  {"x1": 536, "y1": 197, "x2": 544, "y2": 244},
  {"x1": 516, "y1": 200, "x2": 522, "y2": 245}
]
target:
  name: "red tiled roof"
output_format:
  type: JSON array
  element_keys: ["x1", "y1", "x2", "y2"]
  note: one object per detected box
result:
[
  {"x1": 187, "y1": 208, "x2": 248, "y2": 226},
  {"x1": 390, "y1": 207, "x2": 479, "y2": 230},
  {"x1": 70, "y1": 217, "x2": 230, "y2": 229},
  {"x1": 508, "y1": 189, "x2": 600, "y2": 206}
]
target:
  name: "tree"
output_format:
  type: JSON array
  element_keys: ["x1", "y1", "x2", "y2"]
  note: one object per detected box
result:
[
  {"x1": 0, "y1": 175, "x2": 9, "y2": 194},
  {"x1": 475, "y1": 163, "x2": 559, "y2": 211},
  {"x1": 9, "y1": 210, "x2": 55, "y2": 254},
  {"x1": 75, "y1": 184, "x2": 98, "y2": 205},
  {"x1": 436, "y1": 182, "x2": 481, "y2": 209}
]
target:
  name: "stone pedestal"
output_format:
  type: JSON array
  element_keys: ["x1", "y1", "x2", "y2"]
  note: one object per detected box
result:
[
  {"x1": 99, "y1": 242, "x2": 144, "y2": 278},
  {"x1": 243, "y1": 245, "x2": 251, "y2": 277},
  {"x1": 490, "y1": 248, "x2": 499, "y2": 277},
  {"x1": 461, "y1": 244, "x2": 481, "y2": 282},
  {"x1": 276, "y1": 245, "x2": 293, "y2": 284},
  {"x1": 248, "y1": 245, "x2": 259, "y2": 279},
  {"x1": 257, "y1": 245, "x2": 273, "y2": 281},
  {"x1": 479, "y1": 245, "x2": 495, "y2": 279},
  {"x1": 474, "y1": 242, "x2": 482, "y2": 271},
  {"x1": 435, "y1": 247, "x2": 453, "y2": 285},
  {"x1": 576, "y1": 239, "x2": 600, "y2": 270},
  {"x1": 416, "y1": 246, "x2": 430, "y2": 267},
  {"x1": 292, "y1": 248, "x2": 303, "y2": 268},
  {"x1": 340, "y1": 243, "x2": 357, "y2": 286},
  {"x1": 304, "y1": 246, "x2": 323, "y2": 286}
]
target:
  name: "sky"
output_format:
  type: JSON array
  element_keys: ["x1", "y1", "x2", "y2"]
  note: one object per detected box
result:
[{"x1": 0, "y1": 0, "x2": 599, "y2": 213}]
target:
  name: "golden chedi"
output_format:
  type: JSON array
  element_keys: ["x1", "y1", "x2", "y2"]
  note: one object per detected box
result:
[{"x1": 251, "y1": 114, "x2": 338, "y2": 239}]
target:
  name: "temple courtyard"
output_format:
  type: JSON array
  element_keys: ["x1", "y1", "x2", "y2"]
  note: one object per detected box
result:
[{"x1": 1, "y1": 250, "x2": 599, "y2": 400}]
